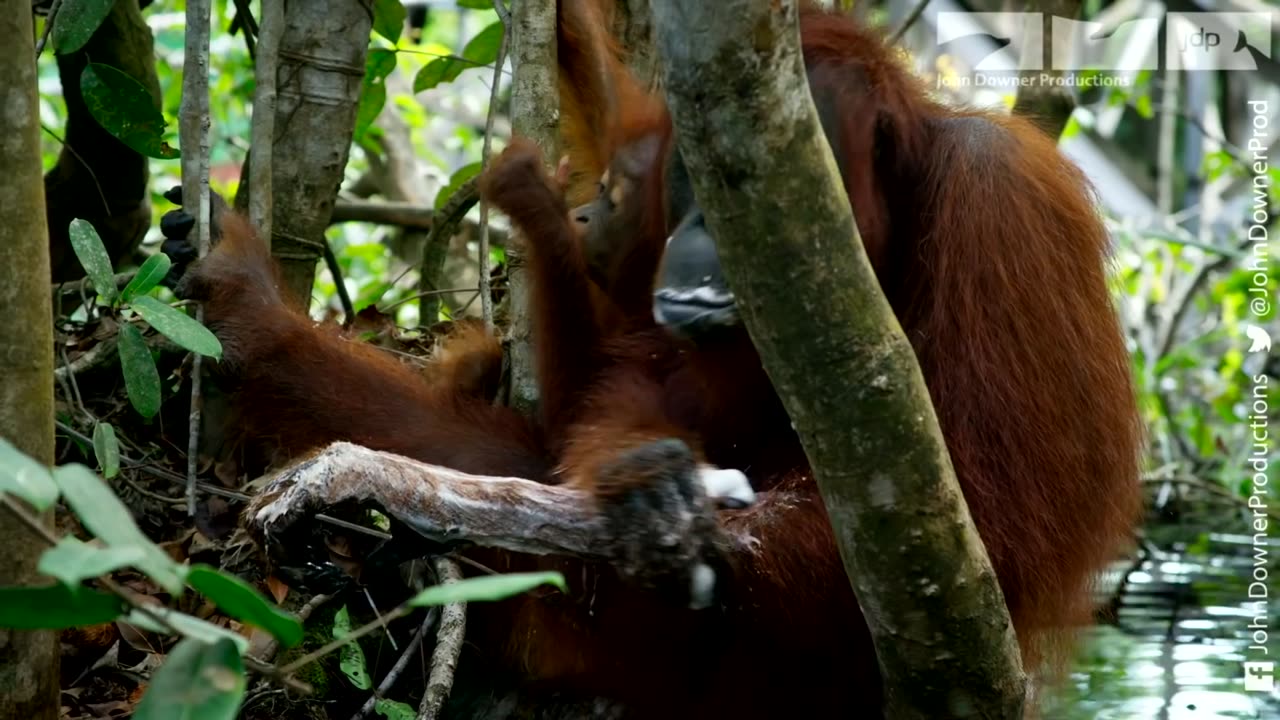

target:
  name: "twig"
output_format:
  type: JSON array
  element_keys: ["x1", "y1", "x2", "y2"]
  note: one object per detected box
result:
[
  {"x1": 53, "y1": 335, "x2": 118, "y2": 384},
  {"x1": 181, "y1": 0, "x2": 214, "y2": 517},
  {"x1": 256, "y1": 592, "x2": 334, "y2": 663},
  {"x1": 40, "y1": 124, "x2": 111, "y2": 217},
  {"x1": 55, "y1": 271, "x2": 138, "y2": 298},
  {"x1": 419, "y1": 179, "x2": 481, "y2": 324},
  {"x1": 323, "y1": 238, "x2": 356, "y2": 327},
  {"x1": 380, "y1": 287, "x2": 478, "y2": 313},
  {"x1": 419, "y1": 559, "x2": 465, "y2": 720},
  {"x1": 34, "y1": 0, "x2": 64, "y2": 58},
  {"x1": 363, "y1": 586, "x2": 399, "y2": 651},
  {"x1": 350, "y1": 608, "x2": 439, "y2": 720},
  {"x1": 1152, "y1": 236, "x2": 1249, "y2": 361},
  {"x1": 56, "y1": 344, "x2": 91, "y2": 422},
  {"x1": 249, "y1": 0, "x2": 282, "y2": 239},
  {"x1": 888, "y1": 0, "x2": 931, "y2": 45},
  {"x1": 278, "y1": 604, "x2": 412, "y2": 676},
  {"x1": 476, "y1": 14, "x2": 510, "y2": 334},
  {"x1": 230, "y1": 0, "x2": 260, "y2": 57}
]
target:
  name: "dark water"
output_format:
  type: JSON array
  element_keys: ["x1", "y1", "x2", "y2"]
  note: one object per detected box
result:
[{"x1": 1043, "y1": 531, "x2": 1280, "y2": 719}]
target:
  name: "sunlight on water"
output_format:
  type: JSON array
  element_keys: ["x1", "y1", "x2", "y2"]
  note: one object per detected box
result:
[{"x1": 1042, "y1": 533, "x2": 1279, "y2": 720}]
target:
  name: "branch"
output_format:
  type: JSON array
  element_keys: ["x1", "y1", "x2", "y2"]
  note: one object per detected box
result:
[
  {"x1": 332, "y1": 200, "x2": 434, "y2": 230},
  {"x1": 248, "y1": 443, "x2": 606, "y2": 560},
  {"x1": 648, "y1": 1, "x2": 1025, "y2": 717},
  {"x1": 418, "y1": 560, "x2": 464, "y2": 720}
]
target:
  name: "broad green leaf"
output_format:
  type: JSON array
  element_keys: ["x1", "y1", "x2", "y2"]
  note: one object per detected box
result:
[
  {"x1": 333, "y1": 606, "x2": 371, "y2": 689},
  {"x1": 462, "y1": 21, "x2": 505, "y2": 66},
  {"x1": 50, "y1": 0, "x2": 117, "y2": 55},
  {"x1": 122, "y1": 606, "x2": 249, "y2": 654},
  {"x1": 131, "y1": 296, "x2": 223, "y2": 359},
  {"x1": 92, "y1": 422, "x2": 120, "y2": 479},
  {"x1": 375, "y1": 699, "x2": 417, "y2": 720},
  {"x1": 118, "y1": 323, "x2": 162, "y2": 418},
  {"x1": 406, "y1": 572, "x2": 565, "y2": 608},
  {"x1": 69, "y1": 219, "x2": 118, "y2": 305},
  {"x1": 80, "y1": 63, "x2": 179, "y2": 160},
  {"x1": 434, "y1": 162, "x2": 483, "y2": 211},
  {"x1": 187, "y1": 565, "x2": 303, "y2": 648},
  {"x1": 133, "y1": 638, "x2": 246, "y2": 720},
  {"x1": 38, "y1": 537, "x2": 144, "y2": 586},
  {"x1": 0, "y1": 585, "x2": 124, "y2": 629},
  {"x1": 354, "y1": 49, "x2": 398, "y2": 140},
  {"x1": 355, "y1": 81, "x2": 388, "y2": 142},
  {"x1": 457, "y1": 0, "x2": 494, "y2": 8},
  {"x1": 53, "y1": 464, "x2": 186, "y2": 593},
  {"x1": 413, "y1": 56, "x2": 467, "y2": 92},
  {"x1": 0, "y1": 437, "x2": 58, "y2": 511},
  {"x1": 121, "y1": 253, "x2": 173, "y2": 303},
  {"x1": 372, "y1": 0, "x2": 407, "y2": 45}
]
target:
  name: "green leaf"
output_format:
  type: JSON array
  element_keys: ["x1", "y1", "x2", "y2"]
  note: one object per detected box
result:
[
  {"x1": 118, "y1": 323, "x2": 162, "y2": 418},
  {"x1": 406, "y1": 572, "x2": 565, "y2": 608},
  {"x1": 372, "y1": 0, "x2": 407, "y2": 45},
  {"x1": 0, "y1": 585, "x2": 124, "y2": 629},
  {"x1": 333, "y1": 606, "x2": 371, "y2": 689},
  {"x1": 121, "y1": 253, "x2": 173, "y2": 303},
  {"x1": 53, "y1": 464, "x2": 186, "y2": 594},
  {"x1": 354, "y1": 49, "x2": 398, "y2": 141},
  {"x1": 123, "y1": 607, "x2": 249, "y2": 654},
  {"x1": 0, "y1": 437, "x2": 59, "y2": 511},
  {"x1": 91, "y1": 422, "x2": 120, "y2": 479},
  {"x1": 187, "y1": 565, "x2": 303, "y2": 648},
  {"x1": 457, "y1": 0, "x2": 494, "y2": 8},
  {"x1": 413, "y1": 57, "x2": 466, "y2": 93},
  {"x1": 130, "y1": 296, "x2": 223, "y2": 359},
  {"x1": 80, "y1": 63, "x2": 179, "y2": 160},
  {"x1": 374, "y1": 699, "x2": 417, "y2": 720},
  {"x1": 434, "y1": 162, "x2": 483, "y2": 211},
  {"x1": 69, "y1": 219, "x2": 118, "y2": 305},
  {"x1": 50, "y1": 0, "x2": 115, "y2": 54},
  {"x1": 133, "y1": 638, "x2": 246, "y2": 720},
  {"x1": 462, "y1": 22, "x2": 504, "y2": 65},
  {"x1": 38, "y1": 537, "x2": 144, "y2": 587}
]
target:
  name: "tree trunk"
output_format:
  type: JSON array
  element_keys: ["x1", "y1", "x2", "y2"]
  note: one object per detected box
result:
[
  {"x1": 649, "y1": 0, "x2": 1027, "y2": 717},
  {"x1": 0, "y1": 4, "x2": 60, "y2": 718},
  {"x1": 238, "y1": 0, "x2": 373, "y2": 305}
]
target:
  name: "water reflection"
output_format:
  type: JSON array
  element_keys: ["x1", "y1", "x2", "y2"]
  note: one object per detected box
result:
[{"x1": 1044, "y1": 533, "x2": 1279, "y2": 719}]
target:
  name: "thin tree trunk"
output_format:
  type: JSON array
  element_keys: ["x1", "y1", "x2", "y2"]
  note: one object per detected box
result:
[
  {"x1": 504, "y1": 0, "x2": 559, "y2": 412},
  {"x1": 0, "y1": 3, "x2": 60, "y2": 718}
]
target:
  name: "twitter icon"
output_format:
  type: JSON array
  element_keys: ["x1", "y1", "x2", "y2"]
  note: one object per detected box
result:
[{"x1": 1245, "y1": 325, "x2": 1272, "y2": 353}]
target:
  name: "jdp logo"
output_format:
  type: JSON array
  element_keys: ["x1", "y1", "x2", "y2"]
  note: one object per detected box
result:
[
  {"x1": 937, "y1": 11, "x2": 1273, "y2": 72},
  {"x1": 1168, "y1": 13, "x2": 1273, "y2": 71},
  {"x1": 1244, "y1": 661, "x2": 1274, "y2": 692}
]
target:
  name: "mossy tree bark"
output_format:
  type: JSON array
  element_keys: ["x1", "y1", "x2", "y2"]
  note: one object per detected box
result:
[{"x1": 0, "y1": 3, "x2": 60, "y2": 718}]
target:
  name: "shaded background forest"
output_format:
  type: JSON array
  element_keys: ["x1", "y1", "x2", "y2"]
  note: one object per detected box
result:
[{"x1": 25, "y1": 0, "x2": 1280, "y2": 718}]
